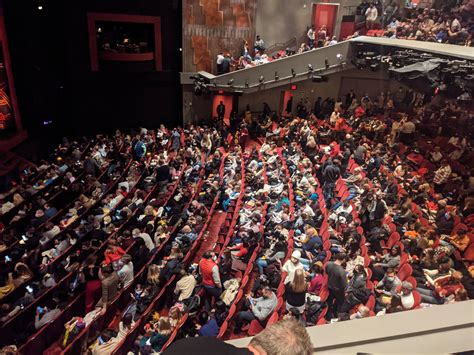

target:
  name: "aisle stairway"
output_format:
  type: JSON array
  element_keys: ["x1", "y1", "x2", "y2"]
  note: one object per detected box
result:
[{"x1": 193, "y1": 210, "x2": 227, "y2": 263}]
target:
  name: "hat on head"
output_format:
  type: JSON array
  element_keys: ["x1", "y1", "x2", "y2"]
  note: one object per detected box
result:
[
  {"x1": 314, "y1": 261, "x2": 323, "y2": 269},
  {"x1": 291, "y1": 250, "x2": 301, "y2": 259}
]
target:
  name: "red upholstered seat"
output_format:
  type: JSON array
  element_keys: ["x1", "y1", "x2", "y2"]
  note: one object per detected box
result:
[{"x1": 397, "y1": 263, "x2": 413, "y2": 281}]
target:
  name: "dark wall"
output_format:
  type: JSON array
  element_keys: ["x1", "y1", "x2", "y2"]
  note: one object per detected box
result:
[{"x1": 2, "y1": 0, "x2": 182, "y2": 143}]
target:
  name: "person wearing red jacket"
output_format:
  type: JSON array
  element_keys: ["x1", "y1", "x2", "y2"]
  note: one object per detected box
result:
[
  {"x1": 199, "y1": 251, "x2": 222, "y2": 308},
  {"x1": 103, "y1": 240, "x2": 126, "y2": 265}
]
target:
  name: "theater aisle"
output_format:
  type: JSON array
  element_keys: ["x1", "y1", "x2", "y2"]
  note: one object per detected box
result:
[{"x1": 193, "y1": 210, "x2": 227, "y2": 262}]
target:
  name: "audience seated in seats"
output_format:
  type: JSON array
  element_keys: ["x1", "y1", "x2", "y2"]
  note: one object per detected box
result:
[{"x1": 1, "y1": 83, "x2": 474, "y2": 351}]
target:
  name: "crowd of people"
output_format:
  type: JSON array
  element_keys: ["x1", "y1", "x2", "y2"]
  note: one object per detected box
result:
[
  {"x1": 356, "y1": 0, "x2": 473, "y2": 46},
  {"x1": 213, "y1": 1, "x2": 473, "y2": 76},
  {"x1": 0, "y1": 73, "x2": 473, "y2": 355},
  {"x1": 215, "y1": 28, "x2": 339, "y2": 74}
]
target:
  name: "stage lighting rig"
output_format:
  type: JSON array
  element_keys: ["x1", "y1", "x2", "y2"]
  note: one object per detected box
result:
[{"x1": 291, "y1": 68, "x2": 296, "y2": 77}]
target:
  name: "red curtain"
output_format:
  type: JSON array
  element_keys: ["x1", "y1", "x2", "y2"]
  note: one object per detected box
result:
[{"x1": 313, "y1": 4, "x2": 338, "y2": 38}]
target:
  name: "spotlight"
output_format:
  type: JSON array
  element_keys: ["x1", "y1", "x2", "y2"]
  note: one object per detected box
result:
[
  {"x1": 308, "y1": 64, "x2": 313, "y2": 72},
  {"x1": 325, "y1": 59, "x2": 330, "y2": 69},
  {"x1": 336, "y1": 53, "x2": 343, "y2": 60},
  {"x1": 291, "y1": 68, "x2": 296, "y2": 77},
  {"x1": 38, "y1": 4, "x2": 43, "y2": 10},
  {"x1": 245, "y1": 80, "x2": 249, "y2": 88},
  {"x1": 274, "y1": 72, "x2": 280, "y2": 81},
  {"x1": 228, "y1": 79, "x2": 234, "y2": 86},
  {"x1": 259, "y1": 76, "x2": 264, "y2": 84}
]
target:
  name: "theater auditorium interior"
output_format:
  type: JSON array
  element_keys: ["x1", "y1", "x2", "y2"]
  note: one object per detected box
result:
[{"x1": 0, "y1": 0, "x2": 473, "y2": 354}]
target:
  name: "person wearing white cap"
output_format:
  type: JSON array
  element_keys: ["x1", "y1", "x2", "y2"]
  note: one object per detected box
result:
[{"x1": 281, "y1": 250, "x2": 305, "y2": 284}]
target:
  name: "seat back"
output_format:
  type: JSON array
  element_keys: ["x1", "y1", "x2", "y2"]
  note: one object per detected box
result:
[{"x1": 397, "y1": 263, "x2": 413, "y2": 281}]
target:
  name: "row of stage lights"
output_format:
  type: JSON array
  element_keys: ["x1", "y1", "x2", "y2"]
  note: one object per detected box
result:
[{"x1": 223, "y1": 54, "x2": 344, "y2": 89}]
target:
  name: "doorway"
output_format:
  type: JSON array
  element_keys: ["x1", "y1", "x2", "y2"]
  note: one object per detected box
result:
[{"x1": 312, "y1": 3, "x2": 339, "y2": 38}]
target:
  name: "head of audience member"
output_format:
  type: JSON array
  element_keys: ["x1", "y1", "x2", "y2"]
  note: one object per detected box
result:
[{"x1": 248, "y1": 319, "x2": 313, "y2": 355}]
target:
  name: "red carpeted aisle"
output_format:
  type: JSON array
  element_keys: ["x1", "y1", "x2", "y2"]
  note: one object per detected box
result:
[{"x1": 193, "y1": 210, "x2": 227, "y2": 263}]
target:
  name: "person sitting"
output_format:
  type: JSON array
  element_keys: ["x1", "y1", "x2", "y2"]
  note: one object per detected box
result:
[
  {"x1": 389, "y1": 281, "x2": 415, "y2": 312},
  {"x1": 234, "y1": 286, "x2": 277, "y2": 333},
  {"x1": 34, "y1": 299, "x2": 61, "y2": 330},
  {"x1": 340, "y1": 264, "x2": 369, "y2": 313},
  {"x1": 174, "y1": 267, "x2": 197, "y2": 301},
  {"x1": 446, "y1": 229, "x2": 470, "y2": 253},
  {"x1": 197, "y1": 311, "x2": 219, "y2": 337},
  {"x1": 138, "y1": 317, "x2": 172, "y2": 353},
  {"x1": 375, "y1": 268, "x2": 401, "y2": 312},
  {"x1": 350, "y1": 304, "x2": 371, "y2": 319},
  {"x1": 308, "y1": 262, "x2": 324, "y2": 295},
  {"x1": 91, "y1": 313, "x2": 134, "y2": 355}
]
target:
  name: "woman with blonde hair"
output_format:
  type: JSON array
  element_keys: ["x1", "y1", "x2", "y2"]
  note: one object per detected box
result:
[
  {"x1": 168, "y1": 303, "x2": 184, "y2": 328},
  {"x1": 284, "y1": 268, "x2": 308, "y2": 313},
  {"x1": 147, "y1": 264, "x2": 160, "y2": 287},
  {"x1": 12, "y1": 262, "x2": 33, "y2": 287}
]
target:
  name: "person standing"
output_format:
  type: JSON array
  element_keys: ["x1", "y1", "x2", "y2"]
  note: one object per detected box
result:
[
  {"x1": 345, "y1": 90, "x2": 356, "y2": 108},
  {"x1": 307, "y1": 26, "x2": 316, "y2": 48},
  {"x1": 217, "y1": 101, "x2": 226, "y2": 123},
  {"x1": 216, "y1": 52, "x2": 225, "y2": 75},
  {"x1": 199, "y1": 251, "x2": 222, "y2": 308},
  {"x1": 285, "y1": 96, "x2": 293, "y2": 116},
  {"x1": 317, "y1": 26, "x2": 327, "y2": 47},
  {"x1": 254, "y1": 35, "x2": 265, "y2": 53},
  {"x1": 433, "y1": 160, "x2": 452, "y2": 194},
  {"x1": 96, "y1": 264, "x2": 119, "y2": 314},
  {"x1": 325, "y1": 253, "x2": 347, "y2": 320},
  {"x1": 365, "y1": 4, "x2": 378, "y2": 30}
]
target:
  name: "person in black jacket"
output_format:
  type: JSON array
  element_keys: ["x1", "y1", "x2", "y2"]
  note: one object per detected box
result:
[
  {"x1": 322, "y1": 159, "x2": 341, "y2": 207},
  {"x1": 325, "y1": 253, "x2": 348, "y2": 320},
  {"x1": 216, "y1": 101, "x2": 226, "y2": 124},
  {"x1": 340, "y1": 265, "x2": 369, "y2": 312}
]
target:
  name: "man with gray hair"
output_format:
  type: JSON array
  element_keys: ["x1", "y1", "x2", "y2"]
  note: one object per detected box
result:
[
  {"x1": 248, "y1": 319, "x2": 313, "y2": 355},
  {"x1": 162, "y1": 319, "x2": 313, "y2": 355}
]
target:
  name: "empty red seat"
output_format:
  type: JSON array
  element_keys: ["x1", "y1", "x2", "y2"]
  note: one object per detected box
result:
[{"x1": 397, "y1": 263, "x2": 413, "y2": 281}]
